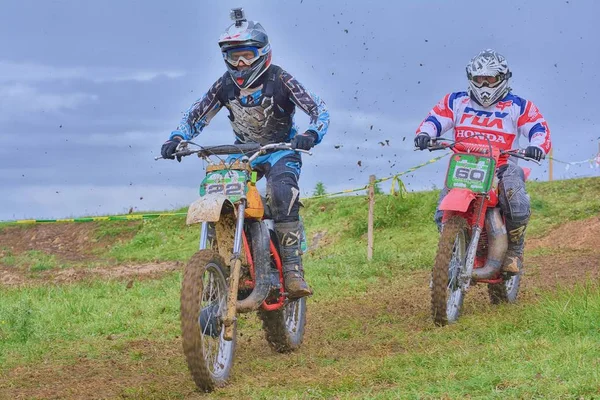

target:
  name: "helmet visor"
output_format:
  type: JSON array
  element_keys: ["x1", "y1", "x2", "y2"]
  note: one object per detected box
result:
[
  {"x1": 471, "y1": 74, "x2": 503, "y2": 88},
  {"x1": 223, "y1": 46, "x2": 261, "y2": 66}
]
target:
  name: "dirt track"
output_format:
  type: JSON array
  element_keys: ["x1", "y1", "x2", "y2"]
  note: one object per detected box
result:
[
  {"x1": 1, "y1": 217, "x2": 599, "y2": 399},
  {"x1": 0, "y1": 261, "x2": 181, "y2": 287},
  {"x1": 0, "y1": 222, "x2": 139, "y2": 263}
]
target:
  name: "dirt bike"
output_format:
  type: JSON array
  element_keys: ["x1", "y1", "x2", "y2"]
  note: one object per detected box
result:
[
  {"x1": 426, "y1": 138, "x2": 542, "y2": 326},
  {"x1": 157, "y1": 141, "x2": 310, "y2": 391}
]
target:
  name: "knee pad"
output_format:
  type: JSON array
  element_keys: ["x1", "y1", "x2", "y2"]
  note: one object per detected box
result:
[
  {"x1": 267, "y1": 172, "x2": 300, "y2": 223},
  {"x1": 499, "y1": 177, "x2": 530, "y2": 223}
]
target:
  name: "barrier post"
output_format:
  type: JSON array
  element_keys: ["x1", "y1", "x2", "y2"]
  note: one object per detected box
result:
[
  {"x1": 367, "y1": 175, "x2": 375, "y2": 261},
  {"x1": 549, "y1": 148, "x2": 554, "y2": 181}
]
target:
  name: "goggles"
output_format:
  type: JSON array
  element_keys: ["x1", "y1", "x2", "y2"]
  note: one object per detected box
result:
[
  {"x1": 470, "y1": 74, "x2": 504, "y2": 88},
  {"x1": 223, "y1": 46, "x2": 264, "y2": 66}
]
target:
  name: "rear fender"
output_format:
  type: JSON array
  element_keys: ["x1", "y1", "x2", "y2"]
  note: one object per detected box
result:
[
  {"x1": 186, "y1": 194, "x2": 235, "y2": 225},
  {"x1": 439, "y1": 188, "x2": 476, "y2": 213}
]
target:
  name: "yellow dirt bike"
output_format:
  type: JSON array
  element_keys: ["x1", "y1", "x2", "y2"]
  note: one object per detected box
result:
[{"x1": 158, "y1": 141, "x2": 310, "y2": 391}]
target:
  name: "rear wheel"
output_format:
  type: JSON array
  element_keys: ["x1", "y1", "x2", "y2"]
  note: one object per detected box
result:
[
  {"x1": 180, "y1": 250, "x2": 235, "y2": 392},
  {"x1": 258, "y1": 297, "x2": 307, "y2": 353},
  {"x1": 257, "y1": 228, "x2": 307, "y2": 353},
  {"x1": 488, "y1": 273, "x2": 521, "y2": 304},
  {"x1": 431, "y1": 216, "x2": 469, "y2": 326}
]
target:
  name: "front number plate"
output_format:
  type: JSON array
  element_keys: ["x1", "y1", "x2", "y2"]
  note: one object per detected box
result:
[
  {"x1": 445, "y1": 154, "x2": 495, "y2": 193},
  {"x1": 199, "y1": 170, "x2": 248, "y2": 202}
]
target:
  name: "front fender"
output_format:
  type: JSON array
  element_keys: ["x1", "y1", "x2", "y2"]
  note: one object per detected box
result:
[
  {"x1": 439, "y1": 188, "x2": 476, "y2": 213},
  {"x1": 186, "y1": 195, "x2": 234, "y2": 225}
]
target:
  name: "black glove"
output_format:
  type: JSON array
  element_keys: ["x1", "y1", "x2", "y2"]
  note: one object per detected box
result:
[
  {"x1": 414, "y1": 132, "x2": 431, "y2": 150},
  {"x1": 525, "y1": 146, "x2": 544, "y2": 161},
  {"x1": 291, "y1": 131, "x2": 318, "y2": 150},
  {"x1": 161, "y1": 138, "x2": 182, "y2": 161}
]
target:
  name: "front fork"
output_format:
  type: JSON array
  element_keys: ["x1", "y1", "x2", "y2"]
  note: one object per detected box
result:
[
  {"x1": 199, "y1": 222, "x2": 211, "y2": 250},
  {"x1": 460, "y1": 227, "x2": 481, "y2": 291},
  {"x1": 458, "y1": 197, "x2": 486, "y2": 291},
  {"x1": 222, "y1": 201, "x2": 246, "y2": 341}
]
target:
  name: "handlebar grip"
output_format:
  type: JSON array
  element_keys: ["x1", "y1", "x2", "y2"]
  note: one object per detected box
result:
[
  {"x1": 428, "y1": 145, "x2": 447, "y2": 152},
  {"x1": 174, "y1": 149, "x2": 194, "y2": 158},
  {"x1": 503, "y1": 150, "x2": 543, "y2": 165}
]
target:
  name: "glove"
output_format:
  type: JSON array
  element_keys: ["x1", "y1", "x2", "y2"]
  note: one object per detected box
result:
[
  {"x1": 291, "y1": 131, "x2": 318, "y2": 150},
  {"x1": 414, "y1": 132, "x2": 431, "y2": 150},
  {"x1": 525, "y1": 146, "x2": 544, "y2": 161},
  {"x1": 161, "y1": 137, "x2": 182, "y2": 161}
]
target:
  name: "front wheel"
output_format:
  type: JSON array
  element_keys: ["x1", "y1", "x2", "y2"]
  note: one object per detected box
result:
[
  {"x1": 431, "y1": 215, "x2": 469, "y2": 326},
  {"x1": 488, "y1": 273, "x2": 522, "y2": 304},
  {"x1": 180, "y1": 250, "x2": 236, "y2": 392},
  {"x1": 258, "y1": 297, "x2": 307, "y2": 353}
]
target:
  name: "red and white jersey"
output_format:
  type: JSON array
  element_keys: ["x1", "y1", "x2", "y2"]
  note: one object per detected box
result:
[{"x1": 416, "y1": 92, "x2": 551, "y2": 164}]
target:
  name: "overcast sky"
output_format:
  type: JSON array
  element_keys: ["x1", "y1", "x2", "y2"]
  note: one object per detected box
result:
[{"x1": 1, "y1": 0, "x2": 599, "y2": 220}]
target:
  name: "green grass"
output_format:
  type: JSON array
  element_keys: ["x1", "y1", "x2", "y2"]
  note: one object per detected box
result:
[
  {"x1": 0, "y1": 177, "x2": 599, "y2": 398},
  {"x1": 367, "y1": 283, "x2": 600, "y2": 399},
  {"x1": 103, "y1": 209, "x2": 200, "y2": 263},
  {"x1": 527, "y1": 177, "x2": 600, "y2": 237},
  {"x1": 94, "y1": 220, "x2": 141, "y2": 241},
  {"x1": 0, "y1": 247, "x2": 16, "y2": 266},
  {"x1": 225, "y1": 283, "x2": 600, "y2": 399},
  {"x1": 1, "y1": 250, "x2": 60, "y2": 271},
  {"x1": 300, "y1": 177, "x2": 599, "y2": 300},
  {"x1": 2, "y1": 277, "x2": 598, "y2": 398},
  {"x1": 0, "y1": 273, "x2": 182, "y2": 370},
  {"x1": 301, "y1": 192, "x2": 440, "y2": 300},
  {"x1": 4, "y1": 177, "x2": 593, "y2": 272},
  {"x1": 88, "y1": 177, "x2": 600, "y2": 267},
  {"x1": 0, "y1": 222, "x2": 18, "y2": 234}
]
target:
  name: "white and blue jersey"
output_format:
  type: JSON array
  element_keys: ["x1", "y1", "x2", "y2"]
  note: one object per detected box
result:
[{"x1": 417, "y1": 91, "x2": 551, "y2": 166}]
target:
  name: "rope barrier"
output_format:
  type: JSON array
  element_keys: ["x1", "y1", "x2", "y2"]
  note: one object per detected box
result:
[
  {"x1": 2, "y1": 155, "x2": 450, "y2": 223},
  {"x1": 305, "y1": 153, "x2": 449, "y2": 200},
  {"x1": 548, "y1": 153, "x2": 600, "y2": 171},
  {"x1": 3, "y1": 150, "x2": 596, "y2": 224},
  {"x1": 2, "y1": 213, "x2": 187, "y2": 225}
]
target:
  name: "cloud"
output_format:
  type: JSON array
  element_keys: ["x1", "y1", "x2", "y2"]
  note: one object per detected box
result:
[
  {"x1": 1, "y1": 184, "x2": 197, "y2": 221},
  {"x1": 0, "y1": 83, "x2": 98, "y2": 117},
  {"x1": 68, "y1": 130, "x2": 164, "y2": 147},
  {"x1": 0, "y1": 61, "x2": 185, "y2": 84}
]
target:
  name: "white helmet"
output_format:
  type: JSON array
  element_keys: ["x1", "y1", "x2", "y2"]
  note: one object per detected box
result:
[{"x1": 466, "y1": 49, "x2": 512, "y2": 107}]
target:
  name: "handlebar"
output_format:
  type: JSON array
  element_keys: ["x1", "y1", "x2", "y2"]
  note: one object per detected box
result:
[
  {"x1": 155, "y1": 141, "x2": 312, "y2": 161},
  {"x1": 422, "y1": 138, "x2": 544, "y2": 165},
  {"x1": 503, "y1": 148, "x2": 544, "y2": 165}
]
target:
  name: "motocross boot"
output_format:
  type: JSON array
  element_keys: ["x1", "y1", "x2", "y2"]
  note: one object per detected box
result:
[
  {"x1": 502, "y1": 218, "x2": 528, "y2": 274},
  {"x1": 275, "y1": 221, "x2": 312, "y2": 299}
]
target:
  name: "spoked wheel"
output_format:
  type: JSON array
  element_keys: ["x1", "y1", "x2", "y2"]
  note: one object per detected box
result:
[
  {"x1": 431, "y1": 216, "x2": 469, "y2": 326},
  {"x1": 488, "y1": 272, "x2": 522, "y2": 304},
  {"x1": 181, "y1": 250, "x2": 236, "y2": 392},
  {"x1": 258, "y1": 297, "x2": 307, "y2": 353}
]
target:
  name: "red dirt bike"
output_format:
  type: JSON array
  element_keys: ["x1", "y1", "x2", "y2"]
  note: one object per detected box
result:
[
  {"x1": 426, "y1": 138, "x2": 542, "y2": 326},
  {"x1": 158, "y1": 142, "x2": 310, "y2": 391}
]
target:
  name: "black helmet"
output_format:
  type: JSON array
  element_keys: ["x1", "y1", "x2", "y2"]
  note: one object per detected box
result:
[{"x1": 218, "y1": 8, "x2": 272, "y2": 89}]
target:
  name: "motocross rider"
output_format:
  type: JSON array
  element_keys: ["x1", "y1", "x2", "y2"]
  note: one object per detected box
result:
[
  {"x1": 414, "y1": 49, "x2": 551, "y2": 274},
  {"x1": 160, "y1": 9, "x2": 329, "y2": 299}
]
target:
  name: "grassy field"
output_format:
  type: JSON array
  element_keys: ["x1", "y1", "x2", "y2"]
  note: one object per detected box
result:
[{"x1": 1, "y1": 177, "x2": 599, "y2": 399}]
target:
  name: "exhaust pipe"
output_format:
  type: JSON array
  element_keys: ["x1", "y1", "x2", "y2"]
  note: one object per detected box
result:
[
  {"x1": 471, "y1": 208, "x2": 508, "y2": 280},
  {"x1": 236, "y1": 221, "x2": 271, "y2": 312}
]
